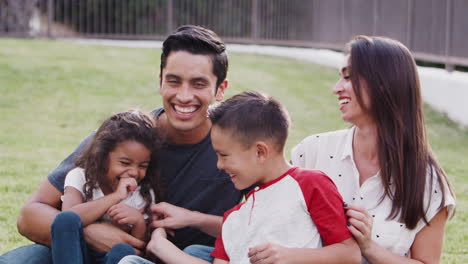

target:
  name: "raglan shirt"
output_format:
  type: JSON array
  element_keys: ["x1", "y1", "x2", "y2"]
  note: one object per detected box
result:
[
  {"x1": 291, "y1": 128, "x2": 455, "y2": 261},
  {"x1": 48, "y1": 107, "x2": 244, "y2": 249},
  {"x1": 211, "y1": 167, "x2": 352, "y2": 263}
]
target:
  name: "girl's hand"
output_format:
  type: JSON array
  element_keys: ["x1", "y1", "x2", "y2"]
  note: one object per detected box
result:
[
  {"x1": 248, "y1": 243, "x2": 290, "y2": 264},
  {"x1": 114, "y1": 177, "x2": 138, "y2": 201},
  {"x1": 108, "y1": 203, "x2": 145, "y2": 227},
  {"x1": 344, "y1": 202, "x2": 374, "y2": 253},
  {"x1": 151, "y1": 227, "x2": 168, "y2": 240}
]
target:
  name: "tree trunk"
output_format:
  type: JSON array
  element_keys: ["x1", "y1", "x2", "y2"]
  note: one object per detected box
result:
[{"x1": 0, "y1": 0, "x2": 39, "y2": 35}]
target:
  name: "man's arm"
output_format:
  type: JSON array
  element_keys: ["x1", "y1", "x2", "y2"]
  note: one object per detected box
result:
[
  {"x1": 150, "y1": 202, "x2": 223, "y2": 238},
  {"x1": 17, "y1": 179, "x2": 62, "y2": 246}
]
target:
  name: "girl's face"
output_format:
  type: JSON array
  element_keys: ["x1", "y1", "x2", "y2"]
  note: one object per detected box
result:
[
  {"x1": 104, "y1": 140, "x2": 151, "y2": 194},
  {"x1": 332, "y1": 56, "x2": 372, "y2": 126}
]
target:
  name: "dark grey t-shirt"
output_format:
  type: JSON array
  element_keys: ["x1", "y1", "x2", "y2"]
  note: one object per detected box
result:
[{"x1": 47, "y1": 108, "x2": 243, "y2": 249}]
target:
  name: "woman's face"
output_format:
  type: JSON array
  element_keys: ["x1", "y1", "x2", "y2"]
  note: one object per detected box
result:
[{"x1": 332, "y1": 56, "x2": 372, "y2": 126}]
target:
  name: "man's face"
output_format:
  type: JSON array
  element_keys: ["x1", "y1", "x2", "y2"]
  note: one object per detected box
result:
[{"x1": 159, "y1": 51, "x2": 227, "y2": 133}]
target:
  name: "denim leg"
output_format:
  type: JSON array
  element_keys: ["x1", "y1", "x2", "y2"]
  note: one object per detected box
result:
[
  {"x1": 51, "y1": 211, "x2": 90, "y2": 264},
  {"x1": 183, "y1": 245, "x2": 214, "y2": 263},
  {"x1": 104, "y1": 243, "x2": 136, "y2": 264},
  {"x1": 117, "y1": 255, "x2": 155, "y2": 264},
  {"x1": 0, "y1": 244, "x2": 52, "y2": 264}
]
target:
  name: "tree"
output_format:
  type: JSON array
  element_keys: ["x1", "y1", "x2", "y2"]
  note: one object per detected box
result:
[{"x1": 0, "y1": 0, "x2": 39, "y2": 35}]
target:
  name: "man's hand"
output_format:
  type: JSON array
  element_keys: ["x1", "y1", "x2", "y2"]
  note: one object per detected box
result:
[
  {"x1": 149, "y1": 202, "x2": 193, "y2": 230},
  {"x1": 84, "y1": 221, "x2": 146, "y2": 255},
  {"x1": 248, "y1": 243, "x2": 291, "y2": 264}
]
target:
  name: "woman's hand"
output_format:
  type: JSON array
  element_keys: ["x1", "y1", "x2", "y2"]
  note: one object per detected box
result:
[{"x1": 344, "y1": 203, "x2": 374, "y2": 254}]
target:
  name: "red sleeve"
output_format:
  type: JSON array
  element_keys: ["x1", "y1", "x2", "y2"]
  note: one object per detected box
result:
[
  {"x1": 211, "y1": 203, "x2": 243, "y2": 261},
  {"x1": 295, "y1": 168, "x2": 352, "y2": 245}
]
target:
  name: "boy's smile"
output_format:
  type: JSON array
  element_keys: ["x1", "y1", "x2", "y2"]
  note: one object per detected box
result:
[{"x1": 211, "y1": 126, "x2": 262, "y2": 190}]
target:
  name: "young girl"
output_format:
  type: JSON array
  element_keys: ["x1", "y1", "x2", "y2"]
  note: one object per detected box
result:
[{"x1": 50, "y1": 109, "x2": 165, "y2": 264}]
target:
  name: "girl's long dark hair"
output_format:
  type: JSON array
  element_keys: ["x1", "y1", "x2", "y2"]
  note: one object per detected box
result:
[
  {"x1": 347, "y1": 35, "x2": 454, "y2": 229},
  {"x1": 75, "y1": 110, "x2": 166, "y2": 216}
]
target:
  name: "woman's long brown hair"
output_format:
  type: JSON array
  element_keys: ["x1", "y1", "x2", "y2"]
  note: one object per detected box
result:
[
  {"x1": 348, "y1": 35, "x2": 454, "y2": 229},
  {"x1": 75, "y1": 110, "x2": 166, "y2": 216}
]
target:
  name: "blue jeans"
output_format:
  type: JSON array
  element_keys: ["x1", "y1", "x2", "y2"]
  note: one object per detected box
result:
[
  {"x1": 0, "y1": 244, "x2": 52, "y2": 264},
  {"x1": 51, "y1": 211, "x2": 136, "y2": 264},
  {"x1": 118, "y1": 244, "x2": 214, "y2": 264}
]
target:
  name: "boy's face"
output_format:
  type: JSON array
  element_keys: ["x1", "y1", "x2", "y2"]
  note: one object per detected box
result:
[
  {"x1": 159, "y1": 51, "x2": 227, "y2": 135},
  {"x1": 211, "y1": 125, "x2": 262, "y2": 190}
]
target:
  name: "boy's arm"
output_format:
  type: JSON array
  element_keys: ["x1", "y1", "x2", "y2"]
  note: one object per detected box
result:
[
  {"x1": 146, "y1": 228, "x2": 220, "y2": 264},
  {"x1": 248, "y1": 237, "x2": 360, "y2": 264},
  {"x1": 150, "y1": 202, "x2": 223, "y2": 237}
]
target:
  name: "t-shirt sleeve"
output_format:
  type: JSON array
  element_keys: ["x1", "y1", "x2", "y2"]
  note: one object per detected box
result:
[
  {"x1": 63, "y1": 167, "x2": 87, "y2": 201},
  {"x1": 415, "y1": 166, "x2": 456, "y2": 233},
  {"x1": 211, "y1": 233, "x2": 229, "y2": 261},
  {"x1": 298, "y1": 170, "x2": 352, "y2": 245},
  {"x1": 211, "y1": 206, "x2": 241, "y2": 261},
  {"x1": 48, "y1": 132, "x2": 95, "y2": 193}
]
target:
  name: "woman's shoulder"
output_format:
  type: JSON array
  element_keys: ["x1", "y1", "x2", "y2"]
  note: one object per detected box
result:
[{"x1": 296, "y1": 128, "x2": 351, "y2": 148}]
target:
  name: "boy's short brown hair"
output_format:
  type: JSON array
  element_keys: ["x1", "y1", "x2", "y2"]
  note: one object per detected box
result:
[{"x1": 209, "y1": 91, "x2": 290, "y2": 152}]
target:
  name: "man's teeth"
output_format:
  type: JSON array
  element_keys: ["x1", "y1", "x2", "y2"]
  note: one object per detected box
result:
[
  {"x1": 339, "y1": 99, "x2": 350, "y2": 105},
  {"x1": 229, "y1": 174, "x2": 236, "y2": 177},
  {"x1": 174, "y1": 105, "x2": 197, "y2": 113}
]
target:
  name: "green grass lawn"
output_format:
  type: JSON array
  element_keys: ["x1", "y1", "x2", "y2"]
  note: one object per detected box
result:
[{"x1": 0, "y1": 38, "x2": 466, "y2": 263}]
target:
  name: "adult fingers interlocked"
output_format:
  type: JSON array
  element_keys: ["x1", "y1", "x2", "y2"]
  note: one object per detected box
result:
[
  {"x1": 149, "y1": 202, "x2": 192, "y2": 230},
  {"x1": 344, "y1": 202, "x2": 373, "y2": 251},
  {"x1": 248, "y1": 243, "x2": 289, "y2": 264}
]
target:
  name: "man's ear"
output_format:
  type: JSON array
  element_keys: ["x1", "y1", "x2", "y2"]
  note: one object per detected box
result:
[
  {"x1": 255, "y1": 141, "x2": 269, "y2": 162},
  {"x1": 158, "y1": 73, "x2": 162, "y2": 93},
  {"x1": 215, "y1": 80, "x2": 228, "y2": 101}
]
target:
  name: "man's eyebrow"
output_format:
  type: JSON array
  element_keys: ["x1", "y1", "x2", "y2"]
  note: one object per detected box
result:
[
  {"x1": 165, "y1": 73, "x2": 181, "y2": 79},
  {"x1": 191, "y1": 77, "x2": 209, "y2": 82}
]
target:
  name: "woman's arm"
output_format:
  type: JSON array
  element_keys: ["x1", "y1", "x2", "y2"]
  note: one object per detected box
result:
[{"x1": 346, "y1": 203, "x2": 449, "y2": 264}]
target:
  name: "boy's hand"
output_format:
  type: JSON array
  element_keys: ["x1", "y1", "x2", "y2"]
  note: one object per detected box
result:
[
  {"x1": 248, "y1": 243, "x2": 290, "y2": 264},
  {"x1": 114, "y1": 177, "x2": 138, "y2": 201},
  {"x1": 107, "y1": 203, "x2": 145, "y2": 227}
]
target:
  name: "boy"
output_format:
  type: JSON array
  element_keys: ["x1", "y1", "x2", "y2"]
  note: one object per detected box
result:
[{"x1": 130, "y1": 91, "x2": 360, "y2": 264}]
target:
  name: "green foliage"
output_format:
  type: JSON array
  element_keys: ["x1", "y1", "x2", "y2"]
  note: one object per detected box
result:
[{"x1": 0, "y1": 38, "x2": 466, "y2": 263}]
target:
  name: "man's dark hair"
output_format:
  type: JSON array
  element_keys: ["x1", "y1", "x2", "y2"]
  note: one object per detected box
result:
[
  {"x1": 160, "y1": 25, "x2": 228, "y2": 89},
  {"x1": 209, "y1": 91, "x2": 290, "y2": 152}
]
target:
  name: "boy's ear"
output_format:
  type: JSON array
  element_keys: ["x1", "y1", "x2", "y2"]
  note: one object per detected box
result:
[{"x1": 255, "y1": 141, "x2": 269, "y2": 162}]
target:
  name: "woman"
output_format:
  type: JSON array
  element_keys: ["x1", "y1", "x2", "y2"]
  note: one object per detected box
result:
[{"x1": 291, "y1": 35, "x2": 455, "y2": 263}]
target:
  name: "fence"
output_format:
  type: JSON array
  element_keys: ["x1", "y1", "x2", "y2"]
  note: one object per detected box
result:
[{"x1": 1, "y1": 0, "x2": 467, "y2": 69}]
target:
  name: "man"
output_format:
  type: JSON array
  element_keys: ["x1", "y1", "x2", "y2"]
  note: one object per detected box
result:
[{"x1": 0, "y1": 25, "x2": 242, "y2": 263}]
